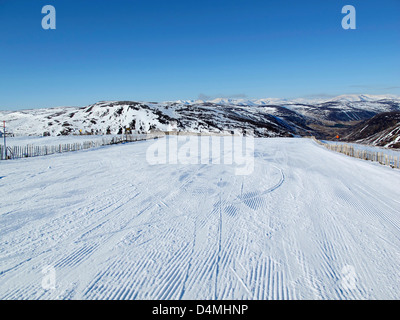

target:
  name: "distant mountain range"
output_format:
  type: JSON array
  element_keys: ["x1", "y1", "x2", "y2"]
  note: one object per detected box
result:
[{"x1": 1, "y1": 94, "x2": 400, "y2": 148}]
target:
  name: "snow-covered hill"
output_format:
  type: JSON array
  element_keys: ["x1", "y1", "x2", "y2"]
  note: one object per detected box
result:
[
  {"x1": 1, "y1": 95, "x2": 399, "y2": 138},
  {"x1": 0, "y1": 101, "x2": 299, "y2": 137},
  {"x1": 344, "y1": 112, "x2": 400, "y2": 148}
]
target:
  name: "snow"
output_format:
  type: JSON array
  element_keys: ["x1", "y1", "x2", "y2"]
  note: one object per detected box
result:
[
  {"x1": 204, "y1": 95, "x2": 400, "y2": 106},
  {"x1": 329, "y1": 94, "x2": 400, "y2": 103},
  {"x1": 0, "y1": 137, "x2": 400, "y2": 300}
]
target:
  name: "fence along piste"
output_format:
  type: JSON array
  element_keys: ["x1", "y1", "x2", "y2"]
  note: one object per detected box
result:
[{"x1": 0, "y1": 134, "x2": 159, "y2": 160}]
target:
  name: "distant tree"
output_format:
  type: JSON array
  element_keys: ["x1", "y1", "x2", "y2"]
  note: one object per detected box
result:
[{"x1": 129, "y1": 119, "x2": 136, "y2": 130}]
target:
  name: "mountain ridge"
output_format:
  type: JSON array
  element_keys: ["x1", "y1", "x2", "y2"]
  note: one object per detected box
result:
[{"x1": 1, "y1": 95, "x2": 400, "y2": 148}]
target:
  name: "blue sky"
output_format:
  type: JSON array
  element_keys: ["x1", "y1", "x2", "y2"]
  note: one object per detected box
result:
[{"x1": 0, "y1": 0, "x2": 399, "y2": 109}]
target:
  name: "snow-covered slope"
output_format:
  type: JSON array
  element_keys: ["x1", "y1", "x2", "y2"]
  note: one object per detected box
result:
[
  {"x1": 1, "y1": 95, "x2": 399, "y2": 138},
  {"x1": 0, "y1": 101, "x2": 307, "y2": 137},
  {"x1": 344, "y1": 112, "x2": 400, "y2": 148},
  {"x1": 0, "y1": 137, "x2": 399, "y2": 299}
]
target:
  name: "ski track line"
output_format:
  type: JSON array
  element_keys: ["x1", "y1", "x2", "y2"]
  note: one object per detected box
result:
[
  {"x1": 233, "y1": 165, "x2": 285, "y2": 206},
  {"x1": 217, "y1": 230, "x2": 240, "y2": 298},
  {"x1": 334, "y1": 184, "x2": 400, "y2": 239},
  {"x1": 54, "y1": 243, "x2": 100, "y2": 269},
  {"x1": 321, "y1": 212, "x2": 370, "y2": 299},
  {"x1": 179, "y1": 185, "x2": 235, "y2": 299},
  {"x1": 353, "y1": 184, "x2": 400, "y2": 233},
  {"x1": 213, "y1": 192, "x2": 223, "y2": 299},
  {"x1": 178, "y1": 216, "x2": 197, "y2": 300}
]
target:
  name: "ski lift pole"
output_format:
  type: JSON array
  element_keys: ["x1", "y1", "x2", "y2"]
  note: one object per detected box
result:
[
  {"x1": 3, "y1": 121, "x2": 7, "y2": 160},
  {"x1": 3, "y1": 121, "x2": 6, "y2": 160}
]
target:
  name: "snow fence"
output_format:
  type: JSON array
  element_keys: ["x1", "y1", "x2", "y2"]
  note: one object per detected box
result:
[
  {"x1": 311, "y1": 137, "x2": 400, "y2": 169},
  {"x1": 0, "y1": 134, "x2": 161, "y2": 160}
]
